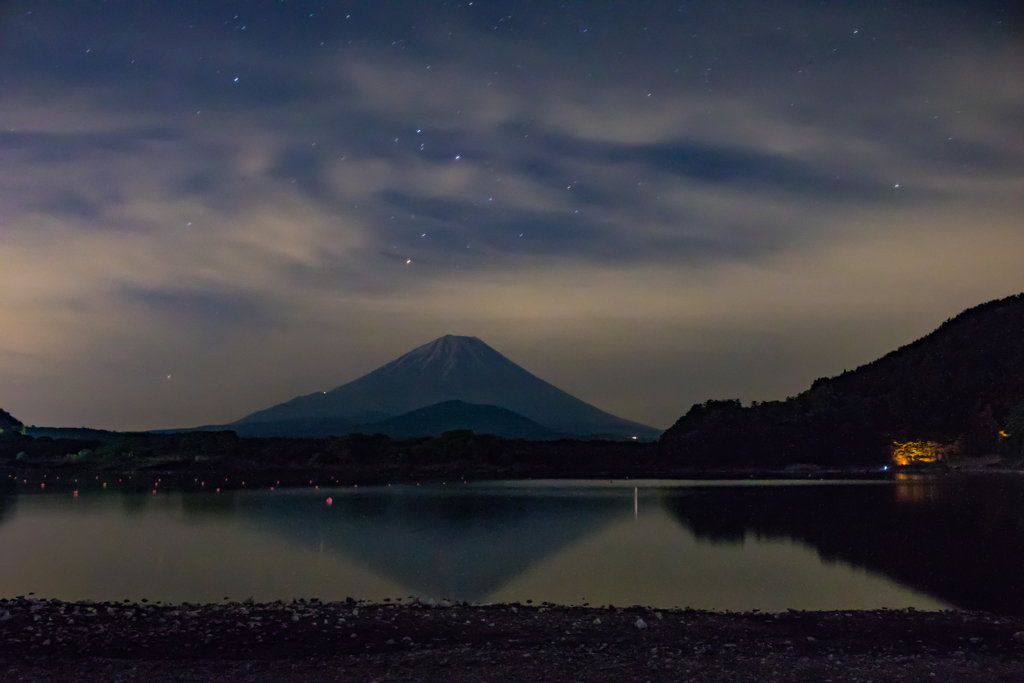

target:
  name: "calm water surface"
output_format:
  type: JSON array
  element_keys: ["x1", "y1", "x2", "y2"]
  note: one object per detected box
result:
[{"x1": 1, "y1": 477, "x2": 1022, "y2": 613}]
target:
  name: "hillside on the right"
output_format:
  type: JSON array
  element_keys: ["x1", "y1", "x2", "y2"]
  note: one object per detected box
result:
[{"x1": 660, "y1": 293, "x2": 1024, "y2": 468}]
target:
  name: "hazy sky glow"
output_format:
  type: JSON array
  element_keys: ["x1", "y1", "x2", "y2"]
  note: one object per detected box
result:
[{"x1": 1, "y1": 1, "x2": 1022, "y2": 430}]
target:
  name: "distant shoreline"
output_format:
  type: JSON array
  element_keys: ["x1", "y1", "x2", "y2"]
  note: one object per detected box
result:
[
  {"x1": 0, "y1": 462, "x2": 956, "y2": 486},
  {"x1": 2, "y1": 463, "x2": 1021, "y2": 499},
  {"x1": 3, "y1": 426, "x2": 1021, "y2": 494}
]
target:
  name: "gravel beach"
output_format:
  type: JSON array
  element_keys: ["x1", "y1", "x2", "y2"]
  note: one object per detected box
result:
[{"x1": 2, "y1": 598, "x2": 1023, "y2": 682}]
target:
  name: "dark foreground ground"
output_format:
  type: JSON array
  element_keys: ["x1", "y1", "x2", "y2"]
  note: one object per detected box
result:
[{"x1": 2, "y1": 598, "x2": 1023, "y2": 682}]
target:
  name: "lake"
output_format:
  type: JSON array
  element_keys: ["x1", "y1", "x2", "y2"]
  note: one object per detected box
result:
[{"x1": 0, "y1": 476, "x2": 1022, "y2": 613}]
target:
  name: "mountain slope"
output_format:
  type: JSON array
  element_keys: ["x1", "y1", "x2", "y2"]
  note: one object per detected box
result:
[
  {"x1": 352, "y1": 401, "x2": 562, "y2": 441},
  {"x1": 0, "y1": 409, "x2": 23, "y2": 437},
  {"x1": 25, "y1": 427, "x2": 118, "y2": 441},
  {"x1": 660, "y1": 293, "x2": 1024, "y2": 465},
  {"x1": 235, "y1": 335, "x2": 660, "y2": 439}
]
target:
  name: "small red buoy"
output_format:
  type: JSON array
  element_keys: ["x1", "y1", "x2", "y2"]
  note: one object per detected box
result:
[{"x1": 326, "y1": 497, "x2": 333, "y2": 505}]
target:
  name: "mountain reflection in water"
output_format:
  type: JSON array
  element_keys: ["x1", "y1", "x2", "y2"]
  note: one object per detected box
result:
[
  {"x1": 661, "y1": 476, "x2": 1024, "y2": 614},
  {"x1": 234, "y1": 486, "x2": 625, "y2": 601},
  {"x1": 0, "y1": 477, "x2": 1019, "y2": 612}
]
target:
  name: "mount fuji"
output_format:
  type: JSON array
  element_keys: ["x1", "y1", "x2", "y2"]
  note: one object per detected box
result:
[{"x1": 223, "y1": 335, "x2": 661, "y2": 440}]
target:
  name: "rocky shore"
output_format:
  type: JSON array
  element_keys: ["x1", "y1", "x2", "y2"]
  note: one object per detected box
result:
[{"x1": 2, "y1": 598, "x2": 1023, "y2": 682}]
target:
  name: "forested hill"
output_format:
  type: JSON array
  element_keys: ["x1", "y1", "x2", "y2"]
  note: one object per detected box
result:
[
  {"x1": 660, "y1": 293, "x2": 1024, "y2": 467},
  {"x1": 0, "y1": 409, "x2": 24, "y2": 436}
]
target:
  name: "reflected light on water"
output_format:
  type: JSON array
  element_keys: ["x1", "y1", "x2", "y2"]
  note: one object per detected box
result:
[
  {"x1": 489, "y1": 503, "x2": 947, "y2": 612},
  {"x1": 0, "y1": 500, "x2": 409, "y2": 603},
  {"x1": 0, "y1": 479, "x2": 1020, "y2": 612},
  {"x1": 894, "y1": 474, "x2": 941, "y2": 504}
]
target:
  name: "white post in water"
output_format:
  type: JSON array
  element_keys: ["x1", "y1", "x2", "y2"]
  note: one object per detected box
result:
[{"x1": 634, "y1": 487, "x2": 638, "y2": 519}]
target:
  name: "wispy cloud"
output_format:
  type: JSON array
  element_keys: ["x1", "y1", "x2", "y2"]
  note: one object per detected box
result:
[{"x1": 0, "y1": 1, "x2": 1020, "y2": 429}]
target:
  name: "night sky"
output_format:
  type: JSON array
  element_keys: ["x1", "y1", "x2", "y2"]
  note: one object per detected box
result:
[{"x1": 1, "y1": 1, "x2": 1021, "y2": 432}]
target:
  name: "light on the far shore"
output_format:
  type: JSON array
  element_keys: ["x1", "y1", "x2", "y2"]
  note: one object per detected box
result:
[{"x1": 892, "y1": 441, "x2": 945, "y2": 465}]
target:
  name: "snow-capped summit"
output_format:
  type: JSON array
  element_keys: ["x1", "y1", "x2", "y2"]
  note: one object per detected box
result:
[{"x1": 386, "y1": 335, "x2": 496, "y2": 379}]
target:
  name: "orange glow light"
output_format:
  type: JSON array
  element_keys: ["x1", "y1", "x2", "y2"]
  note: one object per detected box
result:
[{"x1": 892, "y1": 441, "x2": 943, "y2": 466}]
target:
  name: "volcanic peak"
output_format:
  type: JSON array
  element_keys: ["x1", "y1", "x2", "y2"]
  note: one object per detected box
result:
[
  {"x1": 388, "y1": 335, "x2": 493, "y2": 380},
  {"x1": 231, "y1": 334, "x2": 662, "y2": 439}
]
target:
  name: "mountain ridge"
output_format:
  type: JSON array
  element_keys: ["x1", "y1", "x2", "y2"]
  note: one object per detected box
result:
[
  {"x1": 0, "y1": 409, "x2": 23, "y2": 437},
  {"x1": 352, "y1": 400, "x2": 562, "y2": 441},
  {"x1": 661, "y1": 292, "x2": 1024, "y2": 465},
  {"x1": 233, "y1": 335, "x2": 660, "y2": 440}
]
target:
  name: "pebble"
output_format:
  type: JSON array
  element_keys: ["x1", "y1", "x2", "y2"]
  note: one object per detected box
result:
[{"x1": 0, "y1": 594, "x2": 1019, "y2": 683}]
